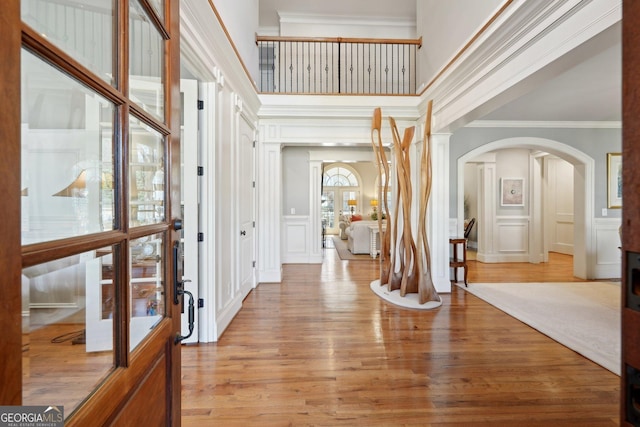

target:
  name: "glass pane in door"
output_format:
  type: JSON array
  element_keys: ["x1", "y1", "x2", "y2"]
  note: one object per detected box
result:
[
  {"x1": 129, "y1": 116, "x2": 165, "y2": 227},
  {"x1": 321, "y1": 190, "x2": 335, "y2": 229},
  {"x1": 129, "y1": 0, "x2": 165, "y2": 121},
  {"x1": 343, "y1": 191, "x2": 358, "y2": 216},
  {"x1": 130, "y1": 233, "x2": 165, "y2": 351},
  {"x1": 22, "y1": 247, "x2": 115, "y2": 418},
  {"x1": 21, "y1": 49, "x2": 115, "y2": 245},
  {"x1": 21, "y1": 0, "x2": 115, "y2": 85}
]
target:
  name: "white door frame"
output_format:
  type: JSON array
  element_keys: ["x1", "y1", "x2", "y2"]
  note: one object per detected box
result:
[{"x1": 179, "y1": 78, "x2": 199, "y2": 344}]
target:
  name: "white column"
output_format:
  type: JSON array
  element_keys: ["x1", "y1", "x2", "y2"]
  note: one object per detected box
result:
[
  {"x1": 429, "y1": 133, "x2": 451, "y2": 293},
  {"x1": 257, "y1": 140, "x2": 282, "y2": 283},
  {"x1": 477, "y1": 162, "x2": 497, "y2": 262},
  {"x1": 309, "y1": 159, "x2": 324, "y2": 263}
]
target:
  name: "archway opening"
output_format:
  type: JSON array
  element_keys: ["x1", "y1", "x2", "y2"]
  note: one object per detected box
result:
[{"x1": 457, "y1": 137, "x2": 594, "y2": 280}]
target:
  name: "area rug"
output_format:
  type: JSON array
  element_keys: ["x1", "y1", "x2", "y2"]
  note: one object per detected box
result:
[
  {"x1": 458, "y1": 281, "x2": 620, "y2": 375},
  {"x1": 331, "y1": 236, "x2": 375, "y2": 261},
  {"x1": 370, "y1": 279, "x2": 443, "y2": 310}
]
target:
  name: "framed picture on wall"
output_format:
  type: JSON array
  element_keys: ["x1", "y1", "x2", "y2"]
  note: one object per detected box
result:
[
  {"x1": 607, "y1": 152, "x2": 622, "y2": 208},
  {"x1": 500, "y1": 178, "x2": 524, "y2": 206}
]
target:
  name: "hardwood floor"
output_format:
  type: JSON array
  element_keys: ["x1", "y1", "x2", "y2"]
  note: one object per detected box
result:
[
  {"x1": 467, "y1": 250, "x2": 588, "y2": 283},
  {"x1": 181, "y1": 248, "x2": 620, "y2": 426}
]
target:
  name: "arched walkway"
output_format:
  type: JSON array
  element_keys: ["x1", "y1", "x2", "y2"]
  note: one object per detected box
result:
[{"x1": 456, "y1": 137, "x2": 595, "y2": 279}]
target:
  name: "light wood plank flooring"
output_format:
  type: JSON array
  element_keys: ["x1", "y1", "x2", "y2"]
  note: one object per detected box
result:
[{"x1": 181, "y1": 248, "x2": 620, "y2": 426}]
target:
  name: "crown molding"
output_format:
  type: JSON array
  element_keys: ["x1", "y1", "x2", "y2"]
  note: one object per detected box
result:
[
  {"x1": 277, "y1": 12, "x2": 415, "y2": 29},
  {"x1": 467, "y1": 120, "x2": 622, "y2": 129}
]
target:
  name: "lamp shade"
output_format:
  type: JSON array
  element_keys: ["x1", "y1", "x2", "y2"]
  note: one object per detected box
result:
[
  {"x1": 370, "y1": 199, "x2": 378, "y2": 207},
  {"x1": 347, "y1": 199, "x2": 357, "y2": 206},
  {"x1": 53, "y1": 170, "x2": 87, "y2": 197}
]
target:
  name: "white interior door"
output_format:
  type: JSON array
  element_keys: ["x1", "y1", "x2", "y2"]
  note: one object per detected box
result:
[
  {"x1": 180, "y1": 78, "x2": 199, "y2": 343},
  {"x1": 238, "y1": 115, "x2": 255, "y2": 297},
  {"x1": 545, "y1": 157, "x2": 574, "y2": 256}
]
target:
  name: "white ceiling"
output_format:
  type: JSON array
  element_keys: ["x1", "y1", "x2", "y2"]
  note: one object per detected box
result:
[
  {"x1": 258, "y1": 1, "x2": 621, "y2": 123},
  {"x1": 258, "y1": 0, "x2": 417, "y2": 28}
]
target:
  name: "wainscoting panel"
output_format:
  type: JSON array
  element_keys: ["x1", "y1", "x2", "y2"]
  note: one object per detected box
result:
[
  {"x1": 494, "y1": 216, "x2": 530, "y2": 262},
  {"x1": 593, "y1": 218, "x2": 622, "y2": 279},
  {"x1": 282, "y1": 215, "x2": 321, "y2": 263}
]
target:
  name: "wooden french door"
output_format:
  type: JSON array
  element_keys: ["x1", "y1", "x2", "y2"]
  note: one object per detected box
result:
[
  {"x1": 1, "y1": 1, "x2": 182, "y2": 425},
  {"x1": 622, "y1": 2, "x2": 640, "y2": 425}
]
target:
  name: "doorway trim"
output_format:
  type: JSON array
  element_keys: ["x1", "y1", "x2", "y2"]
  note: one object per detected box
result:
[{"x1": 456, "y1": 137, "x2": 594, "y2": 279}]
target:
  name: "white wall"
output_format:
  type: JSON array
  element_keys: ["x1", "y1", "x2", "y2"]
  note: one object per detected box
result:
[
  {"x1": 208, "y1": 0, "x2": 260, "y2": 86},
  {"x1": 416, "y1": 0, "x2": 504, "y2": 90}
]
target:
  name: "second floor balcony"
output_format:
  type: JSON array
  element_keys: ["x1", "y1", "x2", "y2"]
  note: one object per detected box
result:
[{"x1": 257, "y1": 36, "x2": 422, "y2": 95}]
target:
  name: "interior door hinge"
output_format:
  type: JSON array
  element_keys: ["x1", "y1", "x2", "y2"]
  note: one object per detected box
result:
[
  {"x1": 198, "y1": 232, "x2": 204, "y2": 242},
  {"x1": 253, "y1": 221, "x2": 255, "y2": 228},
  {"x1": 197, "y1": 166, "x2": 204, "y2": 176},
  {"x1": 253, "y1": 140, "x2": 256, "y2": 148},
  {"x1": 198, "y1": 298, "x2": 204, "y2": 308},
  {"x1": 197, "y1": 100, "x2": 204, "y2": 110},
  {"x1": 252, "y1": 181, "x2": 255, "y2": 188},
  {"x1": 252, "y1": 261, "x2": 256, "y2": 268}
]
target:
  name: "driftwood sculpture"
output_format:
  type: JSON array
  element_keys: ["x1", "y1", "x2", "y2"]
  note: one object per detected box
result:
[
  {"x1": 370, "y1": 108, "x2": 391, "y2": 286},
  {"x1": 370, "y1": 102, "x2": 440, "y2": 305},
  {"x1": 415, "y1": 101, "x2": 439, "y2": 304}
]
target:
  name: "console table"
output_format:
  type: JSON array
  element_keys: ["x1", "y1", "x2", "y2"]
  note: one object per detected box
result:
[
  {"x1": 449, "y1": 238, "x2": 468, "y2": 286},
  {"x1": 368, "y1": 224, "x2": 385, "y2": 259}
]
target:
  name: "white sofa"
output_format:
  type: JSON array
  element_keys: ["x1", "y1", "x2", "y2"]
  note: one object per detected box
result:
[{"x1": 345, "y1": 220, "x2": 378, "y2": 254}]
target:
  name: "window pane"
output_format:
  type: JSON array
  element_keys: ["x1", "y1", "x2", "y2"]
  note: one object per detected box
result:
[
  {"x1": 129, "y1": 116, "x2": 165, "y2": 227},
  {"x1": 130, "y1": 233, "x2": 165, "y2": 351},
  {"x1": 22, "y1": 247, "x2": 115, "y2": 418},
  {"x1": 321, "y1": 191, "x2": 335, "y2": 228},
  {"x1": 129, "y1": 0, "x2": 165, "y2": 121},
  {"x1": 21, "y1": 50, "x2": 115, "y2": 245},
  {"x1": 21, "y1": 0, "x2": 115, "y2": 85},
  {"x1": 343, "y1": 191, "x2": 359, "y2": 214}
]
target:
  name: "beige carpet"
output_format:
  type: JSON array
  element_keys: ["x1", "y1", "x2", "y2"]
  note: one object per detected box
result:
[
  {"x1": 331, "y1": 236, "x2": 374, "y2": 261},
  {"x1": 458, "y1": 281, "x2": 620, "y2": 375}
]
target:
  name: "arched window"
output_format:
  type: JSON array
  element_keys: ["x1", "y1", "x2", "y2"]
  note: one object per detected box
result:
[{"x1": 323, "y1": 167, "x2": 359, "y2": 187}]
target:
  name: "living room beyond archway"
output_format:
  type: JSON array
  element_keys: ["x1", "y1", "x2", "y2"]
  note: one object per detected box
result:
[{"x1": 321, "y1": 164, "x2": 362, "y2": 235}]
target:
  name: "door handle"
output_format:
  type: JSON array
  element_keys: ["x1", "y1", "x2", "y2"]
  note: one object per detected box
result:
[
  {"x1": 240, "y1": 230, "x2": 246, "y2": 236},
  {"x1": 174, "y1": 289, "x2": 194, "y2": 344},
  {"x1": 173, "y1": 240, "x2": 194, "y2": 344}
]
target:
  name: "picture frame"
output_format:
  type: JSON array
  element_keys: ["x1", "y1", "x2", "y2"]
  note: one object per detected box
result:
[
  {"x1": 607, "y1": 152, "x2": 622, "y2": 208},
  {"x1": 500, "y1": 178, "x2": 525, "y2": 206}
]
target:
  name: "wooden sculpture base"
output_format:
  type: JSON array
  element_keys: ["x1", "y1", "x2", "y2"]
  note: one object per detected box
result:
[{"x1": 369, "y1": 280, "x2": 442, "y2": 310}]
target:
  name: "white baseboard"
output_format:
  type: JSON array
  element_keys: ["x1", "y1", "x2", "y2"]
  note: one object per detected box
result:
[
  {"x1": 257, "y1": 269, "x2": 282, "y2": 283},
  {"x1": 215, "y1": 296, "x2": 242, "y2": 341}
]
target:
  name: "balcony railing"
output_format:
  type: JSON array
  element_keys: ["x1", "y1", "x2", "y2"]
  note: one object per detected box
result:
[{"x1": 257, "y1": 36, "x2": 421, "y2": 95}]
